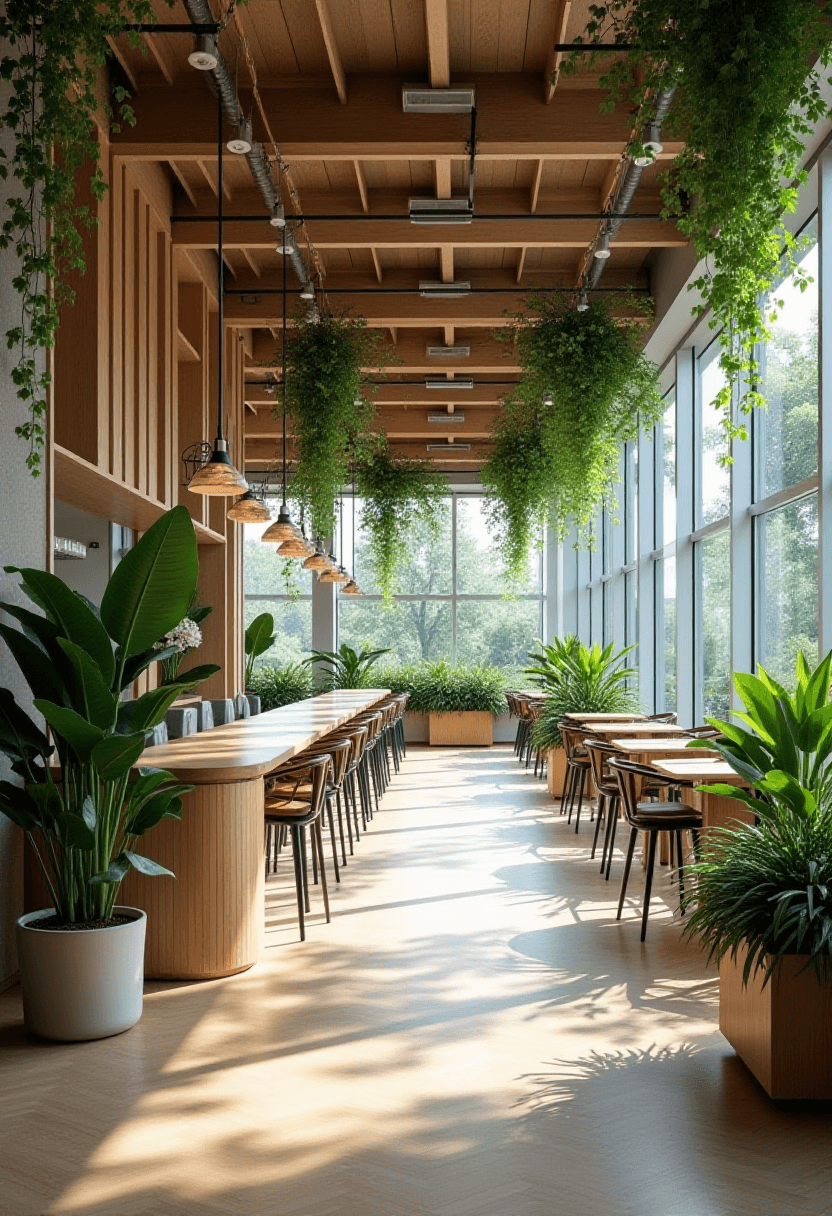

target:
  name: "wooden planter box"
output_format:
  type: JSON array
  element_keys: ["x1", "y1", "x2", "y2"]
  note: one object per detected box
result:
[
  {"x1": 428, "y1": 711, "x2": 493, "y2": 746},
  {"x1": 720, "y1": 950, "x2": 832, "y2": 1099},
  {"x1": 546, "y1": 747, "x2": 568, "y2": 798}
]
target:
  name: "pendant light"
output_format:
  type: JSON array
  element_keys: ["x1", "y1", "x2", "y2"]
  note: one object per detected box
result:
[
  {"x1": 261, "y1": 242, "x2": 304, "y2": 544},
  {"x1": 303, "y1": 538, "x2": 333, "y2": 572},
  {"x1": 192, "y1": 95, "x2": 248, "y2": 497},
  {"x1": 227, "y1": 484, "x2": 273, "y2": 522}
]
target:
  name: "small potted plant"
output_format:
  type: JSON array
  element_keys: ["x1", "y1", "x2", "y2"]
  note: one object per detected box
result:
[
  {"x1": 157, "y1": 596, "x2": 213, "y2": 696},
  {"x1": 391, "y1": 661, "x2": 507, "y2": 746},
  {"x1": 683, "y1": 651, "x2": 832, "y2": 1099},
  {"x1": 526, "y1": 639, "x2": 638, "y2": 797},
  {"x1": 0, "y1": 506, "x2": 219, "y2": 1042}
]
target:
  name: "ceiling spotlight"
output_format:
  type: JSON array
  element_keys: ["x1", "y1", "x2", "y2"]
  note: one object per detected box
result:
[
  {"x1": 300, "y1": 282, "x2": 316, "y2": 301},
  {"x1": 633, "y1": 122, "x2": 664, "y2": 168},
  {"x1": 594, "y1": 227, "x2": 612, "y2": 260},
  {"x1": 188, "y1": 34, "x2": 219, "y2": 71},
  {"x1": 276, "y1": 230, "x2": 296, "y2": 256},
  {"x1": 577, "y1": 289, "x2": 589, "y2": 312},
  {"x1": 227, "y1": 118, "x2": 253, "y2": 156},
  {"x1": 270, "y1": 200, "x2": 286, "y2": 228}
]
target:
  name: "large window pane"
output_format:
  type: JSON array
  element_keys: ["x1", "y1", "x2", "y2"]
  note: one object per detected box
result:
[
  {"x1": 339, "y1": 599, "x2": 452, "y2": 665},
  {"x1": 350, "y1": 496, "x2": 453, "y2": 597},
  {"x1": 663, "y1": 392, "x2": 676, "y2": 545},
  {"x1": 755, "y1": 495, "x2": 818, "y2": 686},
  {"x1": 698, "y1": 349, "x2": 730, "y2": 526},
  {"x1": 245, "y1": 520, "x2": 314, "y2": 595},
  {"x1": 455, "y1": 599, "x2": 540, "y2": 671},
  {"x1": 699, "y1": 530, "x2": 731, "y2": 720},
  {"x1": 625, "y1": 569, "x2": 638, "y2": 650},
  {"x1": 663, "y1": 555, "x2": 677, "y2": 713},
  {"x1": 457, "y1": 496, "x2": 541, "y2": 595},
  {"x1": 244, "y1": 521, "x2": 313, "y2": 667},
  {"x1": 758, "y1": 218, "x2": 819, "y2": 498},
  {"x1": 244, "y1": 597, "x2": 312, "y2": 666},
  {"x1": 625, "y1": 442, "x2": 638, "y2": 566}
]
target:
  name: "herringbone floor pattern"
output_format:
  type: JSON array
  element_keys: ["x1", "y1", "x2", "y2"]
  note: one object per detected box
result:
[{"x1": 2, "y1": 745, "x2": 831, "y2": 1216}]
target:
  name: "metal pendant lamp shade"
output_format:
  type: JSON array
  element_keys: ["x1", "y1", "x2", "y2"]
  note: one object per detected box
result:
[
  {"x1": 341, "y1": 579, "x2": 362, "y2": 595},
  {"x1": 276, "y1": 534, "x2": 313, "y2": 558},
  {"x1": 226, "y1": 487, "x2": 273, "y2": 522},
  {"x1": 193, "y1": 96, "x2": 248, "y2": 499},
  {"x1": 262, "y1": 504, "x2": 302, "y2": 543},
  {"x1": 303, "y1": 539, "x2": 332, "y2": 571}
]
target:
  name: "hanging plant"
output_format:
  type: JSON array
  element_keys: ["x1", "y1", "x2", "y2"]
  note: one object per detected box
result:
[
  {"x1": 483, "y1": 294, "x2": 662, "y2": 583},
  {"x1": 0, "y1": 0, "x2": 157, "y2": 475},
  {"x1": 572, "y1": 0, "x2": 832, "y2": 444},
  {"x1": 278, "y1": 311, "x2": 389, "y2": 540},
  {"x1": 355, "y1": 445, "x2": 444, "y2": 601}
]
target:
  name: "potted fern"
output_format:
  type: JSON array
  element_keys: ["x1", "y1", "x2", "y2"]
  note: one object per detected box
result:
[
  {"x1": 527, "y1": 639, "x2": 638, "y2": 797},
  {"x1": 682, "y1": 652, "x2": 832, "y2": 1099},
  {"x1": 0, "y1": 506, "x2": 218, "y2": 1042}
]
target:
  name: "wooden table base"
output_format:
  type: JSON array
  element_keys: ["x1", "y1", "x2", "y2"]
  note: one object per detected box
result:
[{"x1": 120, "y1": 778, "x2": 265, "y2": 980}]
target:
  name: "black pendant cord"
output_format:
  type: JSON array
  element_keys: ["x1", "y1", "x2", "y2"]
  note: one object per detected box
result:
[
  {"x1": 281, "y1": 242, "x2": 288, "y2": 505},
  {"x1": 352, "y1": 473, "x2": 356, "y2": 573},
  {"x1": 216, "y1": 91, "x2": 225, "y2": 443}
]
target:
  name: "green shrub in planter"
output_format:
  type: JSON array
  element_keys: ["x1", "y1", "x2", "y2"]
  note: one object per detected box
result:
[
  {"x1": 383, "y1": 661, "x2": 507, "y2": 715},
  {"x1": 529, "y1": 640, "x2": 638, "y2": 752},
  {"x1": 247, "y1": 663, "x2": 315, "y2": 711}
]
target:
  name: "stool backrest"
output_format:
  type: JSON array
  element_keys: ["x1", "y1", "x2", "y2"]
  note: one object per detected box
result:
[
  {"x1": 266, "y1": 753, "x2": 332, "y2": 818},
  {"x1": 584, "y1": 738, "x2": 620, "y2": 792},
  {"x1": 559, "y1": 723, "x2": 587, "y2": 761},
  {"x1": 649, "y1": 711, "x2": 677, "y2": 724},
  {"x1": 608, "y1": 756, "x2": 665, "y2": 827}
]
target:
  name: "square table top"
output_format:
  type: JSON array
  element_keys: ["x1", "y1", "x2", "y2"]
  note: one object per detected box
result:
[
  {"x1": 611, "y1": 738, "x2": 719, "y2": 758},
  {"x1": 581, "y1": 722, "x2": 689, "y2": 738},
  {"x1": 649, "y1": 758, "x2": 746, "y2": 785},
  {"x1": 563, "y1": 711, "x2": 646, "y2": 721}
]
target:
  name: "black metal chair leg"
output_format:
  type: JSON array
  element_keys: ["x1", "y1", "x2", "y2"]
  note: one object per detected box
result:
[
  {"x1": 641, "y1": 830, "x2": 659, "y2": 942},
  {"x1": 325, "y1": 795, "x2": 341, "y2": 883},
  {"x1": 605, "y1": 808, "x2": 620, "y2": 881},
  {"x1": 313, "y1": 819, "x2": 331, "y2": 923},
  {"x1": 616, "y1": 826, "x2": 639, "y2": 920},
  {"x1": 591, "y1": 794, "x2": 606, "y2": 859},
  {"x1": 290, "y1": 825, "x2": 306, "y2": 941},
  {"x1": 573, "y1": 768, "x2": 587, "y2": 832}
]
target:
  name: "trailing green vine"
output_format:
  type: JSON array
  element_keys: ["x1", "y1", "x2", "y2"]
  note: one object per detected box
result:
[
  {"x1": 572, "y1": 0, "x2": 832, "y2": 445},
  {"x1": 483, "y1": 294, "x2": 662, "y2": 584},
  {"x1": 277, "y1": 311, "x2": 388, "y2": 539},
  {"x1": 355, "y1": 445, "x2": 444, "y2": 601},
  {"x1": 1, "y1": 0, "x2": 157, "y2": 475}
]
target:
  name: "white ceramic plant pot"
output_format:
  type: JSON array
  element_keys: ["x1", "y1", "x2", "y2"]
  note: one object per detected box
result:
[{"x1": 15, "y1": 907, "x2": 147, "y2": 1042}]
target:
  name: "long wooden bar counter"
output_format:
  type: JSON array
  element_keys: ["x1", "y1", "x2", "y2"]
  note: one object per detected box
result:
[{"x1": 120, "y1": 690, "x2": 390, "y2": 980}]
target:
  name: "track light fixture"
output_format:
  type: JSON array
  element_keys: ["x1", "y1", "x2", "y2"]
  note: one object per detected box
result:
[
  {"x1": 577, "y1": 289, "x2": 589, "y2": 312},
  {"x1": 633, "y1": 122, "x2": 664, "y2": 168},
  {"x1": 188, "y1": 34, "x2": 219, "y2": 71},
  {"x1": 270, "y1": 200, "x2": 286, "y2": 228},
  {"x1": 594, "y1": 225, "x2": 612, "y2": 260},
  {"x1": 227, "y1": 117, "x2": 253, "y2": 155},
  {"x1": 300, "y1": 282, "x2": 316, "y2": 301}
]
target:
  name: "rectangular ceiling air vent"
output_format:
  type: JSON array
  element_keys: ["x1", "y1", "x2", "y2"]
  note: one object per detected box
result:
[
  {"x1": 425, "y1": 377, "x2": 473, "y2": 390},
  {"x1": 428, "y1": 412, "x2": 466, "y2": 423},
  {"x1": 402, "y1": 86, "x2": 475, "y2": 113},
  {"x1": 427, "y1": 442, "x2": 472, "y2": 451},
  {"x1": 427, "y1": 345, "x2": 471, "y2": 358},
  {"x1": 419, "y1": 280, "x2": 471, "y2": 298},
  {"x1": 409, "y1": 198, "x2": 473, "y2": 225}
]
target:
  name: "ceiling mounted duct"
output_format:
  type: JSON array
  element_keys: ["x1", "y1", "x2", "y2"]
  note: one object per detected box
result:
[
  {"x1": 428, "y1": 412, "x2": 466, "y2": 423},
  {"x1": 402, "y1": 86, "x2": 475, "y2": 113},
  {"x1": 427, "y1": 345, "x2": 470, "y2": 358},
  {"x1": 419, "y1": 280, "x2": 471, "y2": 299},
  {"x1": 427, "y1": 442, "x2": 472, "y2": 451},
  {"x1": 425, "y1": 377, "x2": 473, "y2": 390},
  {"x1": 409, "y1": 198, "x2": 473, "y2": 225}
]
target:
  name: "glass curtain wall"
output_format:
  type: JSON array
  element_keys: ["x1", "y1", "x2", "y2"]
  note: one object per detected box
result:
[
  {"x1": 243, "y1": 519, "x2": 314, "y2": 664},
  {"x1": 563, "y1": 202, "x2": 821, "y2": 722}
]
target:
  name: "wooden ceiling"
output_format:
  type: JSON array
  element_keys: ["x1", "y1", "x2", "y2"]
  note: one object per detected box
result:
[{"x1": 108, "y1": 0, "x2": 685, "y2": 471}]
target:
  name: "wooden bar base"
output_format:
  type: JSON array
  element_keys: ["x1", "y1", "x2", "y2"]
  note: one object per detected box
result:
[{"x1": 120, "y1": 779, "x2": 265, "y2": 980}]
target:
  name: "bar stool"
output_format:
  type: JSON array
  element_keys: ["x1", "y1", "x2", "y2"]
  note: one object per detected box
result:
[
  {"x1": 559, "y1": 723, "x2": 593, "y2": 829},
  {"x1": 326, "y1": 722, "x2": 370, "y2": 842},
  {"x1": 584, "y1": 739, "x2": 621, "y2": 866},
  {"x1": 264, "y1": 753, "x2": 333, "y2": 942},
  {"x1": 267, "y1": 739, "x2": 348, "y2": 881},
  {"x1": 608, "y1": 757, "x2": 702, "y2": 941}
]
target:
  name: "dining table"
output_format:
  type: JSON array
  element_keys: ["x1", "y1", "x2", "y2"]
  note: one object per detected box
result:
[
  {"x1": 649, "y1": 758, "x2": 753, "y2": 830},
  {"x1": 118, "y1": 688, "x2": 392, "y2": 981},
  {"x1": 563, "y1": 711, "x2": 646, "y2": 722},
  {"x1": 580, "y1": 721, "x2": 690, "y2": 740},
  {"x1": 610, "y1": 737, "x2": 720, "y2": 765}
]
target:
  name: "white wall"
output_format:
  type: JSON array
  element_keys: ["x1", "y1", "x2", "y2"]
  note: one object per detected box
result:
[
  {"x1": 52, "y1": 501, "x2": 111, "y2": 605},
  {"x1": 0, "y1": 72, "x2": 49, "y2": 984}
]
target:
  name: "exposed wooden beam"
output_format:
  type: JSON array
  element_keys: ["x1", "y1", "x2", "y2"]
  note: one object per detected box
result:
[
  {"x1": 425, "y1": 0, "x2": 451, "y2": 88},
  {"x1": 242, "y1": 248, "x2": 261, "y2": 278},
  {"x1": 600, "y1": 157, "x2": 625, "y2": 212},
  {"x1": 113, "y1": 75, "x2": 670, "y2": 162},
  {"x1": 106, "y1": 36, "x2": 139, "y2": 92},
  {"x1": 439, "y1": 246, "x2": 454, "y2": 282},
  {"x1": 530, "y1": 160, "x2": 545, "y2": 213},
  {"x1": 246, "y1": 407, "x2": 501, "y2": 439},
  {"x1": 314, "y1": 0, "x2": 348, "y2": 104},
  {"x1": 434, "y1": 158, "x2": 453, "y2": 200},
  {"x1": 196, "y1": 159, "x2": 232, "y2": 202},
  {"x1": 169, "y1": 160, "x2": 197, "y2": 208},
  {"x1": 371, "y1": 249, "x2": 383, "y2": 283},
  {"x1": 354, "y1": 161, "x2": 370, "y2": 212},
  {"x1": 444, "y1": 325, "x2": 455, "y2": 346},
  {"x1": 544, "y1": 1, "x2": 573, "y2": 104},
  {"x1": 141, "y1": 32, "x2": 175, "y2": 85},
  {"x1": 516, "y1": 248, "x2": 527, "y2": 284},
  {"x1": 250, "y1": 330, "x2": 516, "y2": 370},
  {"x1": 245, "y1": 439, "x2": 494, "y2": 467}
]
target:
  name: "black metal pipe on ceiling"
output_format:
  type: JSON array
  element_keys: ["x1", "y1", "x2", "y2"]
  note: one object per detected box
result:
[
  {"x1": 226, "y1": 285, "x2": 648, "y2": 295},
  {"x1": 171, "y1": 211, "x2": 664, "y2": 223}
]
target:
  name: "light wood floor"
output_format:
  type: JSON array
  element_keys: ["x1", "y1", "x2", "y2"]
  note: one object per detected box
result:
[{"x1": 2, "y1": 745, "x2": 832, "y2": 1216}]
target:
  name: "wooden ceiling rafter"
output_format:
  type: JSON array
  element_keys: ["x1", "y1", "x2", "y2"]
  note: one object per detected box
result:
[
  {"x1": 544, "y1": 0, "x2": 574, "y2": 104},
  {"x1": 314, "y1": 0, "x2": 348, "y2": 104}
]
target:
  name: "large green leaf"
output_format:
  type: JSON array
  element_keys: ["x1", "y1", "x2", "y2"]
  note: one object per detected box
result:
[
  {"x1": 3, "y1": 568, "x2": 114, "y2": 685},
  {"x1": 34, "y1": 700, "x2": 105, "y2": 761},
  {"x1": 127, "y1": 791, "x2": 183, "y2": 835},
  {"x1": 124, "y1": 849, "x2": 174, "y2": 877},
  {"x1": 118, "y1": 644, "x2": 178, "y2": 692},
  {"x1": 0, "y1": 781, "x2": 41, "y2": 831},
  {"x1": 100, "y1": 506, "x2": 198, "y2": 657},
  {"x1": 0, "y1": 690, "x2": 50, "y2": 763},
  {"x1": 245, "y1": 612, "x2": 276, "y2": 660},
  {"x1": 56, "y1": 639, "x2": 117, "y2": 730},
  {"x1": 91, "y1": 733, "x2": 147, "y2": 781},
  {"x1": 0, "y1": 601, "x2": 63, "y2": 657},
  {"x1": 162, "y1": 663, "x2": 220, "y2": 690},
  {"x1": 117, "y1": 685, "x2": 182, "y2": 734},
  {"x1": 0, "y1": 623, "x2": 66, "y2": 705}
]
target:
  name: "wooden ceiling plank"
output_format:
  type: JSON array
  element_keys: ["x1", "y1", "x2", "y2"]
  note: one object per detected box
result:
[
  {"x1": 425, "y1": 0, "x2": 451, "y2": 88},
  {"x1": 371, "y1": 247, "x2": 384, "y2": 283},
  {"x1": 106, "y1": 36, "x2": 139, "y2": 92},
  {"x1": 516, "y1": 247, "x2": 527, "y2": 284},
  {"x1": 141, "y1": 32, "x2": 175, "y2": 85},
  {"x1": 169, "y1": 160, "x2": 197, "y2": 208},
  {"x1": 314, "y1": 0, "x2": 348, "y2": 104},
  {"x1": 242, "y1": 248, "x2": 262, "y2": 278},
  {"x1": 530, "y1": 159, "x2": 545, "y2": 212},
  {"x1": 354, "y1": 160, "x2": 370, "y2": 212},
  {"x1": 544, "y1": 0, "x2": 573, "y2": 104}
]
